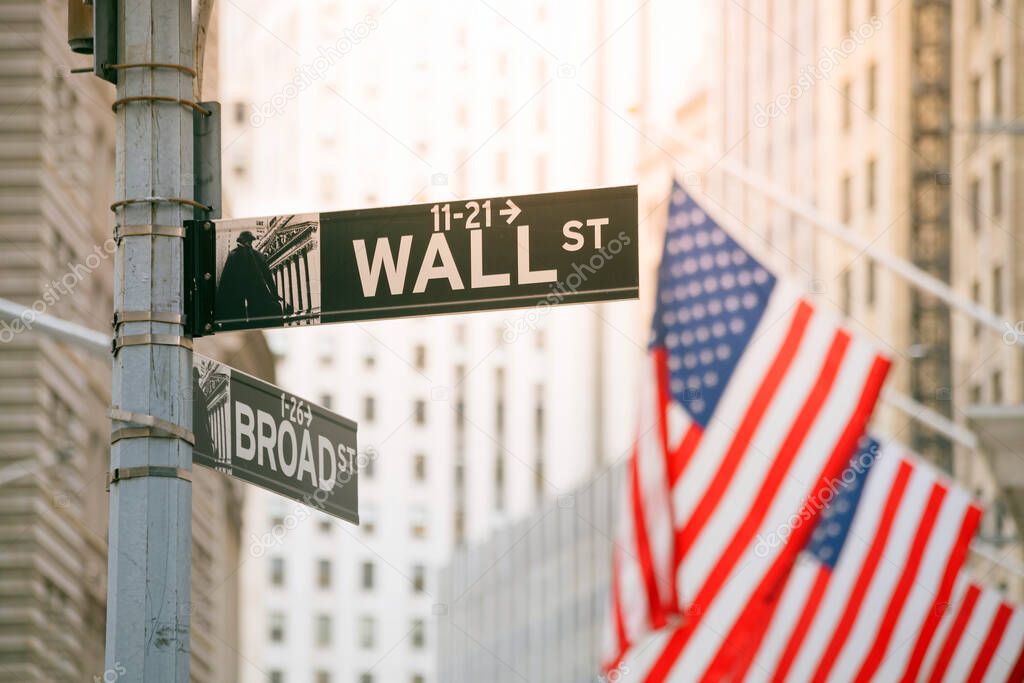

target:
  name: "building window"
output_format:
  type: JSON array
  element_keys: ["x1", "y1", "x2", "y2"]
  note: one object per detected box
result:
[
  {"x1": 270, "y1": 557, "x2": 285, "y2": 586},
  {"x1": 495, "y1": 454, "x2": 505, "y2": 511},
  {"x1": 454, "y1": 509, "x2": 465, "y2": 545},
  {"x1": 411, "y1": 619, "x2": 425, "y2": 648},
  {"x1": 866, "y1": 158, "x2": 876, "y2": 210},
  {"x1": 992, "y1": 371, "x2": 1004, "y2": 404},
  {"x1": 359, "y1": 674, "x2": 373, "y2": 683},
  {"x1": 841, "y1": 269, "x2": 852, "y2": 315},
  {"x1": 495, "y1": 367, "x2": 506, "y2": 433},
  {"x1": 866, "y1": 262, "x2": 876, "y2": 306},
  {"x1": 269, "y1": 612, "x2": 285, "y2": 642},
  {"x1": 971, "y1": 76, "x2": 982, "y2": 122},
  {"x1": 993, "y1": 56, "x2": 1003, "y2": 120},
  {"x1": 317, "y1": 559, "x2": 332, "y2": 589},
  {"x1": 359, "y1": 616, "x2": 376, "y2": 649},
  {"x1": 992, "y1": 161, "x2": 1002, "y2": 216},
  {"x1": 974, "y1": 0, "x2": 983, "y2": 24},
  {"x1": 412, "y1": 564, "x2": 426, "y2": 593},
  {"x1": 364, "y1": 354, "x2": 376, "y2": 369},
  {"x1": 841, "y1": 175, "x2": 853, "y2": 223},
  {"x1": 411, "y1": 675, "x2": 424, "y2": 683},
  {"x1": 414, "y1": 344, "x2": 427, "y2": 369},
  {"x1": 970, "y1": 178, "x2": 981, "y2": 231},
  {"x1": 318, "y1": 518, "x2": 332, "y2": 534},
  {"x1": 315, "y1": 614, "x2": 332, "y2": 647},
  {"x1": 843, "y1": 0, "x2": 853, "y2": 33},
  {"x1": 269, "y1": 671, "x2": 284, "y2": 683},
  {"x1": 362, "y1": 449, "x2": 375, "y2": 479},
  {"x1": 972, "y1": 280, "x2": 982, "y2": 338},
  {"x1": 315, "y1": 672, "x2": 331, "y2": 683},
  {"x1": 364, "y1": 396, "x2": 376, "y2": 422},
  {"x1": 993, "y1": 266, "x2": 1003, "y2": 314},
  {"x1": 866, "y1": 63, "x2": 877, "y2": 114},
  {"x1": 414, "y1": 399, "x2": 426, "y2": 425},
  {"x1": 320, "y1": 393, "x2": 333, "y2": 410},
  {"x1": 841, "y1": 81, "x2": 852, "y2": 130},
  {"x1": 361, "y1": 560, "x2": 375, "y2": 590},
  {"x1": 413, "y1": 453, "x2": 427, "y2": 481},
  {"x1": 410, "y1": 507, "x2": 428, "y2": 539}
]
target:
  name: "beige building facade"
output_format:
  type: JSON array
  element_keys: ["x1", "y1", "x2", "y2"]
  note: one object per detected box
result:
[
  {"x1": 637, "y1": 0, "x2": 1023, "y2": 593},
  {"x1": 0, "y1": 1, "x2": 272, "y2": 681}
]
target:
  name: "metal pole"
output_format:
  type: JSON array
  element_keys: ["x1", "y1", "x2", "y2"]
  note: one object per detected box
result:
[{"x1": 106, "y1": 0, "x2": 194, "y2": 680}]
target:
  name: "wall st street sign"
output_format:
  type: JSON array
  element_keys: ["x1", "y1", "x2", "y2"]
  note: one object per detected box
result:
[
  {"x1": 192, "y1": 355, "x2": 359, "y2": 524},
  {"x1": 187, "y1": 185, "x2": 639, "y2": 335}
]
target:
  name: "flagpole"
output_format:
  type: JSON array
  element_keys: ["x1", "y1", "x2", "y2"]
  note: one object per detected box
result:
[{"x1": 656, "y1": 129, "x2": 1024, "y2": 348}]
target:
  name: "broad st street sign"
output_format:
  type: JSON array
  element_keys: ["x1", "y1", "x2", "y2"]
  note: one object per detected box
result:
[
  {"x1": 187, "y1": 185, "x2": 639, "y2": 335},
  {"x1": 192, "y1": 355, "x2": 359, "y2": 524}
]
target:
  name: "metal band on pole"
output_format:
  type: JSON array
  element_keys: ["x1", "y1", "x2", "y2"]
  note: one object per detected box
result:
[
  {"x1": 111, "y1": 196, "x2": 212, "y2": 213},
  {"x1": 109, "y1": 408, "x2": 195, "y2": 446},
  {"x1": 114, "y1": 224, "x2": 187, "y2": 241},
  {"x1": 112, "y1": 333, "x2": 193, "y2": 354},
  {"x1": 113, "y1": 311, "x2": 185, "y2": 327},
  {"x1": 108, "y1": 466, "x2": 192, "y2": 489}
]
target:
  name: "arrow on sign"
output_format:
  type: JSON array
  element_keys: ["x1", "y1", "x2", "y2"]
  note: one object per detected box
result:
[{"x1": 499, "y1": 199, "x2": 521, "y2": 224}]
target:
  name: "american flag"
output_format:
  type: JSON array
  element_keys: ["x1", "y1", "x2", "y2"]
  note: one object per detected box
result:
[
  {"x1": 919, "y1": 575, "x2": 1024, "y2": 681},
  {"x1": 604, "y1": 183, "x2": 892, "y2": 677},
  {"x1": 706, "y1": 437, "x2": 985, "y2": 681}
]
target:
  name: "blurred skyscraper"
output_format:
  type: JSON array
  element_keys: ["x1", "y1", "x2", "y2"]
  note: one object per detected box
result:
[{"x1": 216, "y1": 1, "x2": 672, "y2": 681}]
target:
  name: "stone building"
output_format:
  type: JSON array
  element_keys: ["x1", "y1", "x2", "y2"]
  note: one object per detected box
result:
[{"x1": 0, "y1": 1, "x2": 273, "y2": 681}]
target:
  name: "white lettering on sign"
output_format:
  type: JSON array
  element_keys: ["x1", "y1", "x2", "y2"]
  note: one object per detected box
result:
[
  {"x1": 516, "y1": 225, "x2": 557, "y2": 284},
  {"x1": 353, "y1": 235, "x2": 413, "y2": 297},
  {"x1": 470, "y1": 229, "x2": 511, "y2": 288},
  {"x1": 413, "y1": 232, "x2": 464, "y2": 293},
  {"x1": 350, "y1": 221, "x2": 567, "y2": 296},
  {"x1": 561, "y1": 217, "x2": 609, "y2": 251},
  {"x1": 233, "y1": 398, "x2": 352, "y2": 492}
]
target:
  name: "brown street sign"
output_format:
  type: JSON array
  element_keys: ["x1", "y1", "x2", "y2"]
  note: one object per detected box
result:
[{"x1": 192, "y1": 354, "x2": 359, "y2": 524}]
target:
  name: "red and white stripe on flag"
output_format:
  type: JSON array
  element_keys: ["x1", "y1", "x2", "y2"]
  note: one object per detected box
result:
[
  {"x1": 638, "y1": 442, "x2": 985, "y2": 682},
  {"x1": 604, "y1": 353, "x2": 679, "y2": 667},
  {"x1": 919, "y1": 576, "x2": 1024, "y2": 682}
]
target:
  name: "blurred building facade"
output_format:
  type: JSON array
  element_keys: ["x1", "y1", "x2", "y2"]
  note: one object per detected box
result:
[
  {"x1": 684, "y1": 0, "x2": 1023, "y2": 593},
  {"x1": 0, "y1": 2, "x2": 270, "y2": 681},
  {"x1": 218, "y1": 1, "x2": 648, "y2": 682},
  {"x1": 437, "y1": 464, "x2": 621, "y2": 683}
]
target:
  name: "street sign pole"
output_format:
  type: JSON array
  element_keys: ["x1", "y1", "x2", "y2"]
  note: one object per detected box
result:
[{"x1": 106, "y1": 1, "x2": 194, "y2": 680}]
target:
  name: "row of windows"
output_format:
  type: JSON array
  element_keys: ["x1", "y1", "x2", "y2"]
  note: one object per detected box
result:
[
  {"x1": 270, "y1": 557, "x2": 427, "y2": 592},
  {"x1": 267, "y1": 613, "x2": 426, "y2": 650},
  {"x1": 272, "y1": 504, "x2": 428, "y2": 540},
  {"x1": 268, "y1": 672, "x2": 424, "y2": 683},
  {"x1": 316, "y1": 396, "x2": 430, "y2": 426}
]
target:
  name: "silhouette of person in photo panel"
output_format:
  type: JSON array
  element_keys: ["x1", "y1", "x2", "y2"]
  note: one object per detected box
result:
[{"x1": 215, "y1": 230, "x2": 285, "y2": 325}]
